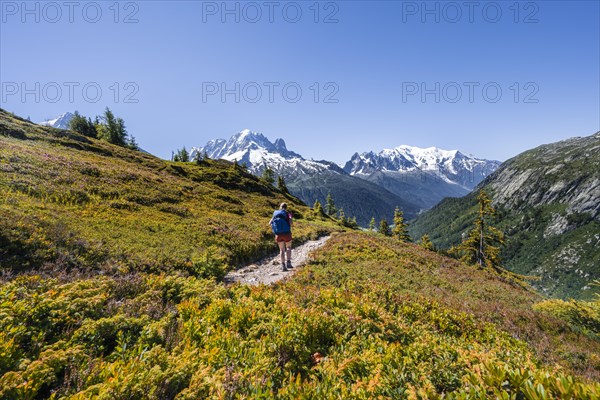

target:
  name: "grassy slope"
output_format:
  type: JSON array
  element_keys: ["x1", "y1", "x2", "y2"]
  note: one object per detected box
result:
[
  {"x1": 1, "y1": 110, "x2": 599, "y2": 398},
  {"x1": 1, "y1": 232, "x2": 599, "y2": 398},
  {"x1": 300, "y1": 233, "x2": 600, "y2": 380},
  {"x1": 0, "y1": 109, "x2": 336, "y2": 276}
]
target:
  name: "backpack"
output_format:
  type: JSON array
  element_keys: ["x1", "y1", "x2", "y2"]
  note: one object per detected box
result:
[{"x1": 271, "y1": 210, "x2": 291, "y2": 234}]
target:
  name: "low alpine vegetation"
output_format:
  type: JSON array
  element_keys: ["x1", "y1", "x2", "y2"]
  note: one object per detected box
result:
[
  {"x1": 1, "y1": 110, "x2": 599, "y2": 399},
  {"x1": 1, "y1": 233, "x2": 599, "y2": 398}
]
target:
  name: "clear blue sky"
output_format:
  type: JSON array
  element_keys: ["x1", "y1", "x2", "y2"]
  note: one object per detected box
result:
[{"x1": 1, "y1": 1, "x2": 598, "y2": 163}]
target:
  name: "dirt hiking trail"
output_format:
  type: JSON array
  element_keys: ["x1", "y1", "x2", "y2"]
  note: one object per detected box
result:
[{"x1": 224, "y1": 236, "x2": 330, "y2": 286}]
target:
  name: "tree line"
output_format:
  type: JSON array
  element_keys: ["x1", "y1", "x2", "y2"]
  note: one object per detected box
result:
[
  {"x1": 317, "y1": 190, "x2": 505, "y2": 272},
  {"x1": 310, "y1": 193, "x2": 359, "y2": 229},
  {"x1": 172, "y1": 147, "x2": 210, "y2": 163},
  {"x1": 69, "y1": 108, "x2": 138, "y2": 150}
]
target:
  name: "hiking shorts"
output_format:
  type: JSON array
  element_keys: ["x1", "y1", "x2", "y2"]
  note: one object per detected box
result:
[{"x1": 275, "y1": 233, "x2": 292, "y2": 243}]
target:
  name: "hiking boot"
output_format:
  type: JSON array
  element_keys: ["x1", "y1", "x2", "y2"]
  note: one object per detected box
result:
[
  {"x1": 286, "y1": 260, "x2": 293, "y2": 269},
  {"x1": 282, "y1": 264, "x2": 288, "y2": 272}
]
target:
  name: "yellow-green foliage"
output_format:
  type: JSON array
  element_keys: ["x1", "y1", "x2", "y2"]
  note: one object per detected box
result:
[
  {"x1": 534, "y1": 296, "x2": 600, "y2": 341},
  {"x1": 1, "y1": 111, "x2": 599, "y2": 398},
  {"x1": 0, "y1": 110, "x2": 336, "y2": 275},
  {"x1": 299, "y1": 233, "x2": 600, "y2": 382},
  {"x1": 1, "y1": 233, "x2": 599, "y2": 398}
]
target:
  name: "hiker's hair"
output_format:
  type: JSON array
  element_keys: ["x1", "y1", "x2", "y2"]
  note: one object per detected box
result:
[{"x1": 280, "y1": 203, "x2": 287, "y2": 210}]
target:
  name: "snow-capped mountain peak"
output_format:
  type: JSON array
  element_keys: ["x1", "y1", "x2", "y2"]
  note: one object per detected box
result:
[
  {"x1": 234, "y1": 129, "x2": 257, "y2": 143},
  {"x1": 343, "y1": 145, "x2": 501, "y2": 190},
  {"x1": 386, "y1": 145, "x2": 459, "y2": 168},
  {"x1": 38, "y1": 112, "x2": 74, "y2": 129},
  {"x1": 193, "y1": 130, "x2": 331, "y2": 176},
  {"x1": 274, "y1": 138, "x2": 287, "y2": 152},
  {"x1": 194, "y1": 130, "x2": 501, "y2": 219}
]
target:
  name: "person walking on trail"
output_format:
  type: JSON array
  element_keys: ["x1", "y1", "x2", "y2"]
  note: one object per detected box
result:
[{"x1": 269, "y1": 203, "x2": 293, "y2": 271}]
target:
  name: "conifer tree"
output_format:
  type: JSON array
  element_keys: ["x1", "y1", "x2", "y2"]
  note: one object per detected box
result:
[
  {"x1": 348, "y1": 216, "x2": 358, "y2": 229},
  {"x1": 69, "y1": 111, "x2": 97, "y2": 138},
  {"x1": 127, "y1": 135, "x2": 138, "y2": 150},
  {"x1": 338, "y1": 208, "x2": 346, "y2": 225},
  {"x1": 277, "y1": 176, "x2": 289, "y2": 194},
  {"x1": 86, "y1": 117, "x2": 97, "y2": 137},
  {"x1": 451, "y1": 191, "x2": 505, "y2": 270},
  {"x1": 115, "y1": 117, "x2": 127, "y2": 145},
  {"x1": 369, "y1": 217, "x2": 376, "y2": 231},
  {"x1": 313, "y1": 199, "x2": 324, "y2": 215},
  {"x1": 379, "y1": 218, "x2": 391, "y2": 236},
  {"x1": 101, "y1": 108, "x2": 118, "y2": 143},
  {"x1": 392, "y1": 207, "x2": 410, "y2": 242},
  {"x1": 96, "y1": 123, "x2": 109, "y2": 143},
  {"x1": 326, "y1": 193, "x2": 337, "y2": 216},
  {"x1": 96, "y1": 108, "x2": 128, "y2": 145},
  {"x1": 261, "y1": 167, "x2": 275, "y2": 185},
  {"x1": 93, "y1": 116, "x2": 102, "y2": 137},
  {"x1": 181, "y1": 147, "x2": 190, "y2": 162},
  {"x1": 419, "y1": 234, "x2": 434, "y2": 251},
  {"x1": 173, "y1": 147, "x2": 190, "y2": 162},
  {"x1": 68, "y1": 111, "x2": 83, "y2": 130},
  {"x1": 191, "y1": 149, "x2": 202, "y2": 164}
]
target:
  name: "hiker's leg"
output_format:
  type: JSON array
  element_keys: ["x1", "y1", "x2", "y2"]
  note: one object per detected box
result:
[
  {"x1": 278, "y1": 241, "x2": 286, "y2": 265},
  {"x1": 285, "y1": 241, "x2": 292, "y2": 263}
]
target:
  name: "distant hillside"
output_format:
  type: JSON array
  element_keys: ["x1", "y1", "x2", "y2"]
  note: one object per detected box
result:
[
  {"x1": 195, "y1": 130, "x2": 420, "y2": 225},
  {"x1": 0, "y1": 110, "x2": 335, "y2": 275},
  {"x1": 410, "y1": 132, "x2": 600, "y2": 300}
]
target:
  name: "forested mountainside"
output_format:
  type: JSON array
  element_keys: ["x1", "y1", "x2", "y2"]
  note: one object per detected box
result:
[{"x1": 410, "y1": 132, "x2": 600, "y2": 300}]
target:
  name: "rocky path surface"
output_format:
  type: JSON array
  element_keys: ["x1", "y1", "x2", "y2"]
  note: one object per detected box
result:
[{"x1": 224, "y1": 236, "x2": 330, "y2": 286}]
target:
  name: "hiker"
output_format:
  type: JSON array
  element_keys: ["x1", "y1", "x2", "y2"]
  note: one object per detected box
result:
[{"x1": 269, "y1": 202, "x2": 293, "y2": 271}]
